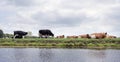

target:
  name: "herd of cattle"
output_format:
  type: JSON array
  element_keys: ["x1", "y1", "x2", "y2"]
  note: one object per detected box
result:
[
  {"x1": 14, "y1": 29, "x2": 117, "y2": 39},
  {"x1": 14, "y1": 29, "x2": 54, "y2": 39},
  {"x1": 57, "y1": 33, "x2": 116, "y2": 39}
]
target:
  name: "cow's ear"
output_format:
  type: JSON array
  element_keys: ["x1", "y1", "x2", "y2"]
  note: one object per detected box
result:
[{"x1": 105, "y1": 32, "x2": 107, "y2": 35}]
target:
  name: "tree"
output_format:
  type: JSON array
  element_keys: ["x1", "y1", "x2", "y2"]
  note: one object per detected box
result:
[
  {"x1": 4, "y1": 33, "x2": 14, "y2": 38},
  {"x1": 0, "y1": 29, "x2": 4, "y2": 38}
]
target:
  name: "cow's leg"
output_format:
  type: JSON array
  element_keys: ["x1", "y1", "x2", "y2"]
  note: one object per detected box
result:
[
  {"x1": 39, "y1": 34, "x2": 42, "y2": 38},
  {"x1": 45, "y1": 35, "x2": 48, "y2": 38},
  {"x1": 13, "y1": 34, "x2": 19, "y2": 41},
  {"x1": 14, "y1": 34, "x2": 18, "y2": 39},
  {"x1": 23, "y1": 36, "x2": 25, "y2": 39}
]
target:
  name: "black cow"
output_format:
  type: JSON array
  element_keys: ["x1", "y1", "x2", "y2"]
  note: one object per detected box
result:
[
  {"x1": 39, "y1": 29, "x2": 54, "y2": 38},
  {"x1": 14, "y1": 31, "x2": 28, "y2": 39}
]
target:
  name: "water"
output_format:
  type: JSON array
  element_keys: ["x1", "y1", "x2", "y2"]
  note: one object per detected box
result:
[{"x1": 0, "y1": 48, "x2": 119, "y2": 62}]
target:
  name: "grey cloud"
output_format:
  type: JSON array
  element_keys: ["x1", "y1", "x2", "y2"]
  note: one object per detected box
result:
[
  {"x1": 52, "y1": 15, "x2": 87, "y2": 27},
  {"x1": 104, "y1": 6, "x2": 120, "y2": 33},
  {"x1": 107, "y1": 8, "x2": 120, "y2": 21},
  {"x1": 2, "y1": 0, "x2": 36, "y2": 7},
  {"x1": 60, "y1": 0, "x2": 119, "y2": 9},
  {"x1": 0, "y1": 0, "x2": 120, "y2": 36},
  {"x1": 95, "y1": 0, "x2": 118, "y2": 4},
  {"x1": 0, "y1": 10, "x2": 16, "y2": 23},
  {"x1": 32, "y1": 11, "x2": 88, "y2": 27},
  {"x1": 1, "y1": 0, "x2": 51, "y2": 7},
  {"x1": 104, "y1": 5, "x2": 120, "y2": 22}
]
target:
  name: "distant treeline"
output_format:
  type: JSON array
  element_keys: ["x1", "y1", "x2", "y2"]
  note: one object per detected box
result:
[{"x1": 0, "y1": 29, "x2": 4, "y2": 38}]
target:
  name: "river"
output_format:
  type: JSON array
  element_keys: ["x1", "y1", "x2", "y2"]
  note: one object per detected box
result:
[{"x1": 0, "y1": 48, "x2": 119, "y2": 62}]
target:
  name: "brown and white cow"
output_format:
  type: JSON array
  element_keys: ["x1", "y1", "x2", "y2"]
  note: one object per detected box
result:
[
  {"x1": 90, "y1": 32, "x2": 107, "y2": 39},
  {"x1": 106, "y1": 35, "x2": 117, "y2": 38},
  {"x1": 79, "y1": 34, "x2": 91, "y2": 39},
  {"x1": 56, "y1": 35, "x2": 65, "y2": 38},
  {"x1": 67, "y1": 35, "x2": 78, "y2": 38}
]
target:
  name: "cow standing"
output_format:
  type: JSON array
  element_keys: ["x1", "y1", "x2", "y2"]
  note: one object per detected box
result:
[
  {"x1": 67, "y1": 35, "x2": 78, "y2": 38},
  {"x1": 56, "y1": 35, "x2": 65, "y2": 38},
  {"x1": 39, "y1": 29, "x2": 54, "y2": 38},
  {"x1": 14, "y1": 31, "x2": 28, "y2": 39},
  {"x1": 90, "y1": 32, "x2": 107, "y2": 39},
  {"x1": 79, "y1": 34, "x2": 91, "y2": 39}
]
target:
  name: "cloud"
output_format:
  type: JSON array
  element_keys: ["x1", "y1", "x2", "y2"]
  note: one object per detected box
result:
[
  {"x1": 32, "y1": 10, "x2": 89, "y2": 27},
  {"x1": 0, "y1": 0, "x2": 120, "y2": 36},
  {"x1": 102, "y1": 5, "x2": 120, "y2": 36},
  {"x1": 3, "y1": 0, "x2": 35, "y2": 7}
]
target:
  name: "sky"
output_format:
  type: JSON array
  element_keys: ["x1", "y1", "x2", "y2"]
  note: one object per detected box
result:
[{"x1": 0, "y1": 0, "x2": 120, "y2": 37}]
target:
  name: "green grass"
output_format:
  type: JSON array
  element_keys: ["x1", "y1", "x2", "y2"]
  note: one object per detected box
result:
[{"x1": 0, "y1": 38, "x2": 120, "y2": 48}]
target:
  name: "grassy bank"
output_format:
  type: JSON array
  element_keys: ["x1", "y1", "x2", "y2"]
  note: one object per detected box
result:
[{"x1": 0, "y1": 38, "x2": 120, "y2": 48}]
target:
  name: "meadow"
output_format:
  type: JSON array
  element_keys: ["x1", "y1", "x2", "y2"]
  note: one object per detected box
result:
[{"x1": 0, "y1": 38, "x2": 120, "y2": 48}]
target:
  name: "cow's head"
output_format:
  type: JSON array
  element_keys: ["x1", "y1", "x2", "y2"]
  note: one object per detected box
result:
[
  {"x1": 105, "y1": 32, "x2": 107, "y2": 35},
  {"x1": 23, "y1": 32, "x2": 28, "y2": 36},
  {"x1": 51, "y1": 33, "x2": 54, "y2": 37}
]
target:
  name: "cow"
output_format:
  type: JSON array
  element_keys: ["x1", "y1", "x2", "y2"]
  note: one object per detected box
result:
[
  {"x1": 56, "y1": 35, "x2": 65, "y2": 38},
  {"x1": 14, "y1": 31, "x2": 28, "y2": 39},
  {"x1": 67, "y1": 35, "x2": 78, "y2": 38},
  {"x1": 90, "y1": 32, "x2": 107, "y2": 39},
  {"x1": 39, "y1": 29, "x2": 54, "y2": 38},
  {"x1": 79, "y1": 34, "x2": 91, "y2": 39},
  {"x1": 106, "y1": 35, "x2": 117, "y2": 38}
]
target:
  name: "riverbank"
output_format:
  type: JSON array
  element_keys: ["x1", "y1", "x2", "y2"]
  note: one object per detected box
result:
[{"x1": 0, "y1": 38, "x2": 120, "y2": 48}]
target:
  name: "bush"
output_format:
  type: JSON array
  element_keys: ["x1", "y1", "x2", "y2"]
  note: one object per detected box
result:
[{"x1": 0, "y1": 29, "x2": 4, "y2": 38}]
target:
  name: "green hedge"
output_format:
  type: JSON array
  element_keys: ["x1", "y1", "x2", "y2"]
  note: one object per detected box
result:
[{"x1": 0, "y1": 38, "x2": 120, "y2": 48}]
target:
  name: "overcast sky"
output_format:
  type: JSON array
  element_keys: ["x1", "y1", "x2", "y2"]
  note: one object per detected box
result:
[{"x1": 0, "y1": 0, "x2": 120, "y2": 37}]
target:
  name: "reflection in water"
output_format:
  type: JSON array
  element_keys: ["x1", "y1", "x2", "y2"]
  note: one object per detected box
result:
[
  {"x1": 106, "y1": 50, "x2": 120, "y2": 62},
  {"x1": 13, "y1": 48, "x2": 36, "y2": 62},
  {"x1": 0, "y1": 48, "x2": 119, "y2": 62},
  {"x1": 39, "y1": 48, "x2": 54, "y2": 62},
  {"x1": 86, "y1": 50, "x2": 106, "y2": 62},
  {"x1": 88, "y1": 50, "x2": 106, "y2": 58}
]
